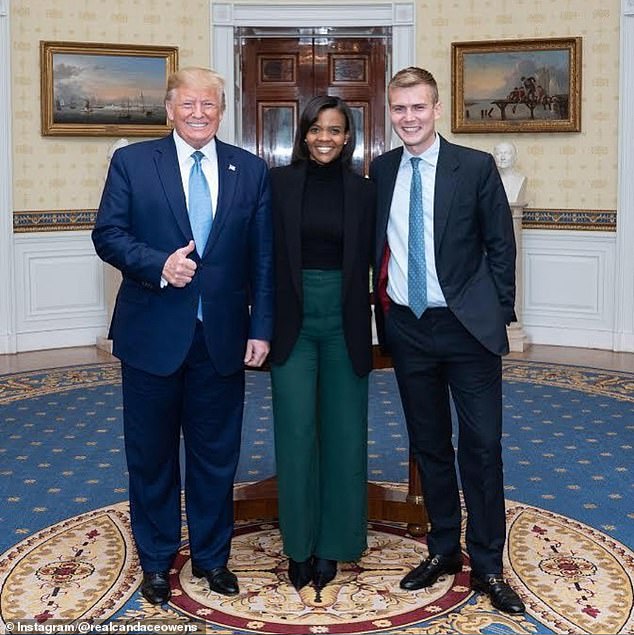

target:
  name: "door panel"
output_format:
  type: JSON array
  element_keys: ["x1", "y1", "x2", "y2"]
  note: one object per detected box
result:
[
  {"x1": 315, "y1": 37, "x2": 386, "y2": 176},
  {"x1": 259, "y1": 103, "x2": 296, "y2": 168},
  {"x1": 240, "y1": 31, "x2": 388, "y2": 175},
  {"x1": 348, "y1": 103, "x2": 369, "y2": 175},
  {"x1": 241, "y1": 38, "x2": 313, "y2": 168}
]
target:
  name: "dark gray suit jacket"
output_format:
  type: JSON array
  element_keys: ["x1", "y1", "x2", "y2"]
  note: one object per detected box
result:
[{"x1": 370, "y1": 135, "x2": 516, "y2": 356}]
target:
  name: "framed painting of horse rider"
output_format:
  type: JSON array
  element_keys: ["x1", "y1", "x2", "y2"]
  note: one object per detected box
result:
[{"x1": 451, "y1": 37, "x2": 581, "y2": 133}]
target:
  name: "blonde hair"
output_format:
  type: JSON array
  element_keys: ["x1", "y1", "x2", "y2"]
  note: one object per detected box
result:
[
  {"x1": 388, "y1": 67, "x2": 439, "y2": 105},
  {"x1": 165, "y1": 67, "x2": 226, "y2": 112}
]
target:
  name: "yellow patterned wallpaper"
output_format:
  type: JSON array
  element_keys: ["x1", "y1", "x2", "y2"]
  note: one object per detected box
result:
[
  {"x1": 10, "y1": 0, "x2": 210, "y2": 211},
  {"x1": 10, "y1": 0, "x2": 620, "y2": 213},
  {"x1": 420, "y1": 0, "x2": 620, "y2": 210}
]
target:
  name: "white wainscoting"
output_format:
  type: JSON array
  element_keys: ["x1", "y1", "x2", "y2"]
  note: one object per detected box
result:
[
  {"x1": 0, "y1": 0, "x2": 15, "y2": 354},
  {"x1": 13, "y1": 232, "x2": 107, "y2": 351},
  {"x1": 11, "y1": 228, "x2": 619, "y2": 353},
  {"x1": 522, "y1": 230, "x2": 617, "y2": 349}
]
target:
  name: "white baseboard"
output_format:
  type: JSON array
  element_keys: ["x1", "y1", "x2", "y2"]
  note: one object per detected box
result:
[
  {"x1": 524, "y1": 325, "x2": 614, "y2": 350},
  {"x1": 16, "y1": 327, "x2": 106, "y2": 353},
  {"x1": 0, "y1": 333, "x2": 16, "y2": 355},
  {"x1": 612, "y1": 332, "x2": 634, "y2": 352}
]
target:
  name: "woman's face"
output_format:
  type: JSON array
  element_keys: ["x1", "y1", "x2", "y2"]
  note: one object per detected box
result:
[{"x1": 304, "y1": 108, "x2": 349, "y2": 165}]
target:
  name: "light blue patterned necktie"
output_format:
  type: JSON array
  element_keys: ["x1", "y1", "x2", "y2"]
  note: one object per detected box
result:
[
  {"x1": 188, "y1": 151, "x2": 213, "y2": 320},
  {"x1": 408, "y1": 156, "x2": 427, "y2": 318},
  {"x1": 188, "y1": 151, "x2": 213, "y2": 257}
]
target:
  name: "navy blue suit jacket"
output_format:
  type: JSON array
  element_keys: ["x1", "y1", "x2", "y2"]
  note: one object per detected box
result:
[
  {"x1": 93, "y1": 134, "x2": 274, "y2": 376},
  {"x1": 370, "y1": 135, "x2": 516, "y2": 356}
]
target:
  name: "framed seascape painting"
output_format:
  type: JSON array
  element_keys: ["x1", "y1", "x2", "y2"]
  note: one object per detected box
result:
[
  {"x1": 451, "y1": 37, "x2": 581, "y2": 133},
  {"x1": 40, "y1": 41, "x2": 179, "y2": 137}
]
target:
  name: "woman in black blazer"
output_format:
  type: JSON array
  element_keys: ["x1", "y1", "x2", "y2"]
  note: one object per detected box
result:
[{"x1": 269, "y1": 95, "x2": 376, "y2": 593}]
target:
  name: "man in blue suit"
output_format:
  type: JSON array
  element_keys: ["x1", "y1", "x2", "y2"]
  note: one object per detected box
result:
[
  {"x1": 92, "y1": 67, "x2": 273, "y2": 604},
  {"x1": 370, "y1": 67, "x2": 524, "y2": 614}
]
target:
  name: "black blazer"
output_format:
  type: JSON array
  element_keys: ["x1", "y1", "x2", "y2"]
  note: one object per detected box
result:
[
  {"x1": 370, "y1": 135, "x2": 516, "y2": 356},
  {"x1": 269, "y1": 161, "x2": 376, "y2": 376}
]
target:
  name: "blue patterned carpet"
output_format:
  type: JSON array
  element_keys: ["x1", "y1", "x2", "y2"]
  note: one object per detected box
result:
[
  {"x1": 1, "y1": 359, "x2": 632, "y2": 554},
  {"x1": 1, "y1": 360, "x2": 634, "y2": 635}
]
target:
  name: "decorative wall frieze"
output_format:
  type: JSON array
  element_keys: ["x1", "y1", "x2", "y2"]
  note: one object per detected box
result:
[
  {"x1": 522, "y1": 209, "x2": 616, "y2": 231},
  {"x1": 13, "y1": 209, "x2": 98, "y2": 232},
  {"x1": 11, "y1": 207, "x2": 616, "y2": 233}
]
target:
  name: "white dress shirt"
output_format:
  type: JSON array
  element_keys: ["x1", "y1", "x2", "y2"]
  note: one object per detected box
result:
[
  {"x1": 386, "y1": 133, "x2": 447, "y2": 309},
  {"x1": 160, "y1": 132, "x2": 219, "y2": 288},
  {"x1": 172, "y1": 130, "x2": 219, "y2": 219}
]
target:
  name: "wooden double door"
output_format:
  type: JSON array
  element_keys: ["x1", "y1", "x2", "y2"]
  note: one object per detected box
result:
[
  {"x1": 235, "y1": 29, "x2": 429, "y2": 534},
  {"x1": 238, "y1": 28, "x2": 389, "y2": 175}
]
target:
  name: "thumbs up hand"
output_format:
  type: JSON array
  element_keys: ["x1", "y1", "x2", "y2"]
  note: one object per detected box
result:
[{"x1": 161, "y1": 240, "x2": 198, "y2": 287}]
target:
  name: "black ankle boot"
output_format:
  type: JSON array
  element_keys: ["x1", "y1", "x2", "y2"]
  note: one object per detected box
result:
[
  {"x1": 288, "y1": 557, "x2": 313, "y2": 591},
  {"x1": 312, "y1": 557, "x2": 337, "y2": 590}
]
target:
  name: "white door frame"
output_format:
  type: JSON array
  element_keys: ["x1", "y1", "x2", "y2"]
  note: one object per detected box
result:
[
  {"x1": 210, "y1": 1, "x2": 415, "y2": 145},
  {"x1": 613, "y1": 2, "x2": 634, "y2": 351},
  {"x1": 0, "y1": 0, "x2": 16, "y2": 353}
]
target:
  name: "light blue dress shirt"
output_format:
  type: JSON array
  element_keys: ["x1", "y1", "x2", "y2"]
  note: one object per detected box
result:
[{"x1": 386, "y1": 133, "x2": 447, "y2": 309}]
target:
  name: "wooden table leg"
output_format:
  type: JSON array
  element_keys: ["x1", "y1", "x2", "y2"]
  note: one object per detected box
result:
[
  {"x1": 234, "y1": 476, "x2": 278, "y2": 521},
  {"x1": 235, "y1": 454, "x2": 428, "y2": 537},
  {"x1": 234, "y1": 350, "x2": 428, "y2": 535}
]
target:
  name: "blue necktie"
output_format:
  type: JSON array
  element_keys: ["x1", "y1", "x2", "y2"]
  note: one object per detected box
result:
[
  {"x1": 188, "y1": 151, "x2": 213, "y2": 256},
  {"x1": 408, "y1": 157, "x2": 427, "y2": 318},
  {"x1": 188, "y1": 151, "x2": 213, "y2": 320}
]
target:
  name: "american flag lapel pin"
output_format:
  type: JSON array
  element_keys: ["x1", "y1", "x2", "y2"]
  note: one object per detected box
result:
[{"x1": 228, "y1": 163, "x2": 236, "y2": 171}]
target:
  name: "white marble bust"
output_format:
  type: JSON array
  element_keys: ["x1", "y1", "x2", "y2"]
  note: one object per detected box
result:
[
  {"x1": 104, "y1": 137, "x2": 130, "y2": 181},
  {"x1": 100, "y1": 138, "x2": 130, "y2": 339},
  {"x1": 493, "y1": 141, "x2": 527, "y2": 204}
]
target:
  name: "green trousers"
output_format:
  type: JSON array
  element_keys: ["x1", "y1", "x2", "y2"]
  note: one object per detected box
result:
[{"x1": 271, "y1": 270, "x2": 369, "y2": 562}]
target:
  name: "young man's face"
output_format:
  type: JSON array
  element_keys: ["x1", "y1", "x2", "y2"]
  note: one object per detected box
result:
[{"x1": 389, "y1": 83, "x2": 441, "y2": 155}]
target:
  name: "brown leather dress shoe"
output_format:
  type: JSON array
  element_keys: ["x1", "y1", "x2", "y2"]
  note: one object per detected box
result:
[
  {"x1": 470, "y1": 573, "x2": 525, "y2": 614},
  {"x1": 192, "y1": 564, "x2": 239, "y2": 596},
  {"x1": 400, "y1": 553, "x2": 463, "y2": 590},
  {"x1": 140, "y1": 571, "x2": 171, "y2": 604}
]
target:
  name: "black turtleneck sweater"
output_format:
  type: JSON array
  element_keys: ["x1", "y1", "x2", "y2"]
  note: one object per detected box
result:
[{"x1": 301, "y1": 158, "x2": 344, "y2": 269}]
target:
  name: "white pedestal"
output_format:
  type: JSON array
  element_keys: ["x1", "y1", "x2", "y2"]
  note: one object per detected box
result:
[
  {"x1": 96, "y1": 262, "x2": 120, "y2": 353},
  {"x1": 507, "y1": 321, "x2": 527, "y2": 353},
  {"x1": 507, "y1": 202, "x2": 529, "y2": 352},
  {"x1": 96, "y1": 334, "x2": 113, "y2": 354}
]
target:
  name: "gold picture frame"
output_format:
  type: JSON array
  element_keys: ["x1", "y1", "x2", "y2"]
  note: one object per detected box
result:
[
  {"x1": 451, "y1": 37, "x2": 581, "y2": 133},
  {"x1": 40, "y1": 41, "x2": 178, "y2": 137}
]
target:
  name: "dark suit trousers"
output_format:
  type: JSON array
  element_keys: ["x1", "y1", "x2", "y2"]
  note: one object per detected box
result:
[
  {"x1": 121, "y1": 321, "x2": 244, "y2": 572},
  {"x1": 386, "y1": 304, "x2": 506, "y2": 575}
]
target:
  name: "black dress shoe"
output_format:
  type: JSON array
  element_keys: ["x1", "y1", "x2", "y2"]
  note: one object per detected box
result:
[
  {"x1": 470, "y1": 573, "x2": 525, "y2": 614},
  {"x1": 192, "y1": 565, "x2": 239, "y2": 596},
  {"x1": 140, "y1": 571, "x2": 171, "y2": 604},
  {"x1": 312, "y1": 557, "x2": 337, "y2": 590},
  {"x1": 400, "y1": 553, "x2": 463, "y2": 590},
  {"x1": 288, "y1": 557, "x2": 313, "y2": 591}
]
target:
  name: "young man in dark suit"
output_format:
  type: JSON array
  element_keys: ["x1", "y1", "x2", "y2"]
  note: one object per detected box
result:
[
  {"x1": 92, "y1": 67, "x2": 273, "y2": 604},
  {"x1": 370, "y1": 67, "x2": 524, "y2": 614}
]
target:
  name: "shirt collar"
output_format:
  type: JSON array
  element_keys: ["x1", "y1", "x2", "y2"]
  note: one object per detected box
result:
[
  {"x1": 400, "y1": 132, "x2": 440, "y2": 169},
  {"x1": 172, "y1": 130, "x2": 217, "y2": 165}
]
